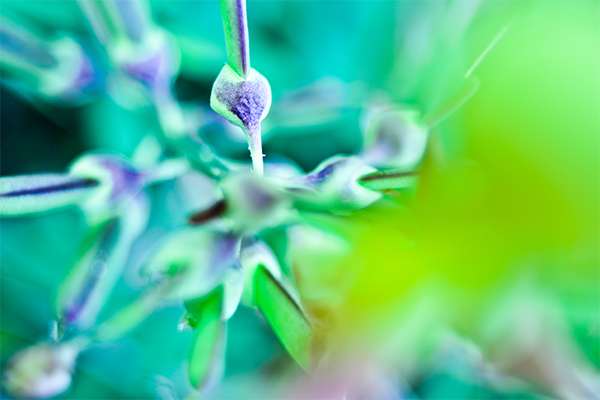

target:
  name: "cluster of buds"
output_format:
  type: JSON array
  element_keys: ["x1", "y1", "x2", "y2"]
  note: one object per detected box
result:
[{"x1": 0, "y1": 0, "x2": 453, "y2": 398}]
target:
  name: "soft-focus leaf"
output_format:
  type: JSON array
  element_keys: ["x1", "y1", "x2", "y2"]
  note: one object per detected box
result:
[
  {"x1": 186, "y1": 288, "x2": 226, "y2": 391},
  {"x1": 358, "y1": 169, "x2": 420, "y2": 191},
  {"x1": 254, "y1": 265, "x2": 312, "y2": 371}
]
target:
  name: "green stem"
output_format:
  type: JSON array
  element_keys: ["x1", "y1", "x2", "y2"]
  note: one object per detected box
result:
[
  {"x1": 421, "y1": 77, "x2": 480, "y2": 129},
  {"x1": 247, "y1": 127, "x2": 264, "y2": 176}
]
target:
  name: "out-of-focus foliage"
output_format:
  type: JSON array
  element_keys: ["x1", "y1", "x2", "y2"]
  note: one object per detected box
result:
[{"x1": 1, "y1": 0, "x2": 598, "y2": 399}]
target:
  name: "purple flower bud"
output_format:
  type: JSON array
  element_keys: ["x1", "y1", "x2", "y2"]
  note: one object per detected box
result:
[{"x1": 144, "y1": 229, "x2": 242, "y2": 302}]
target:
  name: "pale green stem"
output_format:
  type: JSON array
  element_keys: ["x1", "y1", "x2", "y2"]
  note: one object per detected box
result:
[
  {"x1": 77, "y1": 0, "x2": 109, "y2": 45},
  {"x1": 421, "y1": 77, "x2": 480, "y2": 129},
  {"x1": 92, "y1": 289, "x2": 164, "y2": 341},
  {"x1": 108, "y1": 0, "x2": 149, "y2": 43},
  {"x1": 247, "y1": 127, "x2": 264, "y2": 176}
]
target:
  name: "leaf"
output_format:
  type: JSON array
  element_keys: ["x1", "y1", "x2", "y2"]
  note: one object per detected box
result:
[
  {"x1": 239, "y1": 239, "x2": 281, "y2": 307},
  {"x1": 56, "y1": 219, "x2": 120, "y2": 329},
  {"x1": 221, "y1": 264, "x2": 244, "y2": 320},
  {"x1": 218, "y1": 0, "x2": 250, "y2": 79},
  {"x1": 186, "y1": 288, "x2": 226, "y2": 392},
  {"x1": 358, "y1": 169, "x2": 420, "y2": 191},
  {"x1": 0, "y1": 22, "x2": 57, "y2": 67},
  {"x1": 0, "y1": 174, "x2": 98, "y2": 216},
  {"x1": 254, "y1": 265, "x2": 312, "y2": 371}
]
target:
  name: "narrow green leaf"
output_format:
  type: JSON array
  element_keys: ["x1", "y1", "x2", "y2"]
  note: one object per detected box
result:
[
  {"x1": 254, "y1": 265, "x2": 312, "y2": 371},
  {"x1": 218, "y1": 0, "x2": 250, "y2": 79},
  {"x1": 0, "y1": 23, "x2": 57, "y2": 67},
  {"x1": 239, "y1": 239, "x2": 282, "y2": 307},
  {"x1": 107, "y1": 0, "x2": 149, "y2": 43},
  {"x1": 187, "y1": 289, "x2": 226, "y2": 391},
  {"x1": 358, "y1": 169, "x2": 420, "y2": 191}
]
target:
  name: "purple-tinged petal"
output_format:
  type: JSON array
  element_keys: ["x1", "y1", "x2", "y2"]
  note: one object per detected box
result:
[
  {"x1": 123, "y1": 50, "x2": 168, "y2": 90},
  {"x1": 99, "y1": 158, "x2": 145, "y2": 203}
]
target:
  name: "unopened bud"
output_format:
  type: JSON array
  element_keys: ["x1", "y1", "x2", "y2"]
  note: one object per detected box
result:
[{"x1": 211, "y1": 64, "x2": 271, "y2": 174}]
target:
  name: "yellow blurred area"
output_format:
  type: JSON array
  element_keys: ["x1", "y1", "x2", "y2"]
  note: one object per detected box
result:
[{"x1": 295, "y1": 1, "x2": 599, "y2": 365}]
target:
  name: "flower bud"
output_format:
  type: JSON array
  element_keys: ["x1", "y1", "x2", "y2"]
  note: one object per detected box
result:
[
  {"x1": 2, "y1": 342, "x2": 79, "y2": 398},
  {"x1": 210, "y1": 63, "x2": 271, "y2": 134},
  {"x1": 210, "y1": 64, "x2": 271, "y2": 174}
]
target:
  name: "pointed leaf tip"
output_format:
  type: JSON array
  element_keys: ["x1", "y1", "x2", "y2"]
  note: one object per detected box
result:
[{"x1": 255, "y1": 266, "x2": 313, "y2": 371}]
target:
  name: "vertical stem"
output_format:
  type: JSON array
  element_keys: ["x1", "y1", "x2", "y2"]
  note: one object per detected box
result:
[
  {"x1": 109, "y1": 0, "x2": 149, "y2": 43},
  {"x1": 247, "y1": 127, "x2": 264, "y2": 176},
  {"x1": 77, "y1": 0, "x2": 109, "y2": 45},
  {"x1": 219, "y1": 0, "x2": 250, "y2": 79}
]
